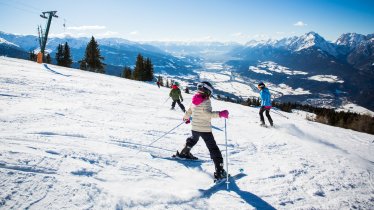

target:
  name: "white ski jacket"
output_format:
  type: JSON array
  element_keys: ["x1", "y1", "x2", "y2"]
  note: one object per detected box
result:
[{"x1": 183, "y1": 98, "x2": 220, "y2": 132}]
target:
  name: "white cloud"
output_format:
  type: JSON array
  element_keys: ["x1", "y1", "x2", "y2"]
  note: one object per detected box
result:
[
  {"x1": 67, "y1": 25, "x2": 106, "y2": 31},
  {"x1": 294, "y1": 21, "x2": 307, "y2": 27},
  {"x1": 231, "y1": 32, "x2": 243, "y2": 37},
  {"x1": 200, "y1": 36, "x2": 214, "y2": 41},
  {"x1": 129, "y1": 31, "x2": 139, "y2": 35},
  {"x1": 98, "y1": 31, "x2": 119, "y2": 37},
  {"x1": 252, "y1": 34, "x2": 270, "y2": 40}
]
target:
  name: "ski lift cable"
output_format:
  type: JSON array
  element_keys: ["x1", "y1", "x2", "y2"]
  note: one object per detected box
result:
[
  {"x1": 0, "y1": 1, "x2": 40, "y2": 15},
  {"x1": 12, "y1": 0, "x2": 41, "y2": 13}
]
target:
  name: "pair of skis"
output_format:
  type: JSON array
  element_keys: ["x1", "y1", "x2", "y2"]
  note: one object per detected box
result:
[{"x1": 170, "y1": 151, "x2": 245, "y2": 185}]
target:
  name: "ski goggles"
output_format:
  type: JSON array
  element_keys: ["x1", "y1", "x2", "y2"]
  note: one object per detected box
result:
[{"x1": 197, "y1": 83, "x2": 213, "y2": 94}]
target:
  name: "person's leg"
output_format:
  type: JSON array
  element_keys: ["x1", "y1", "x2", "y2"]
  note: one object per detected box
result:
[
  {"x1": 180, "y1": 131, "x2": 200, "y2": 158},
  {"x1": 176, "y1": 100, "x2": 186, "y2": 112},
  {"x1": 171, "y1": 100, "x2": 176, "y2": 109},
  {"x1": 259, "y1": 107, "x2": 265, "y2": 124},
  {"x1": 265, "y1": 109, "x2": 273, "y2": 126},
  {"x1": 200, "y1": 132, "x2": 226, "y2": 178}
]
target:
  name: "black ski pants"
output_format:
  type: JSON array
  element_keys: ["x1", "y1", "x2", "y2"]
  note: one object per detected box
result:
[
  {"x1": 171, "y1": 100, "x2": 185, "y2": 112},
  {"x1": 259, "y1": 106, "x2": 273, "y2": 123},
  {"x1": 186, "y1": 130, "x2": 223, "y2": 167}
]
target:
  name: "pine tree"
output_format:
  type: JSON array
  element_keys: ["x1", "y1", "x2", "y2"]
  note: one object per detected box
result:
[
  {"x1": 80, "y1": 36, "x2": 105, "y2": 73},
  {"x1": 79, "y1": 60, "x2": 87, "y2": 70},
  {"x1": 133, "y1": 53, "x2": 144, "y2": 80},
  {"x1": 143, "y1": 57, "x2": 154, "y2": 81},
  {"x1": 29, "y1": 51, "x2": 36, "y2": 61},
  {"x1": 63, "y1": 42, "x2": 73, "y2": 68},
  {"x1": 45, "y1": 53, "x2": 51, "y2": 64},
  {"x1": 122, "y1": 66, "x2": 132, "y2": 79},
  {"x1": 55, "y1": 44, "x2": 64, "y2": 66}
]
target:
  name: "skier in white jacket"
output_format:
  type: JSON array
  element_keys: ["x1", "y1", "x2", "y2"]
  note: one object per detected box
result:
[{"x1": 176, "y1": 81, "x2": 229, "y2": 180}]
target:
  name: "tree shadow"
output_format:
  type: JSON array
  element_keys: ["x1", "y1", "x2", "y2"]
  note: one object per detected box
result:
[
  {"x1": 43, "y1": 64, "x2": 71, "y2": 77},
  {"x1": 199, "y1": 173, "x2": 276, "y2": 210}
]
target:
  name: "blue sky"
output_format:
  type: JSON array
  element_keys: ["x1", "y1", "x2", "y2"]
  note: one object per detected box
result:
[{"x1": 0, "y1": 0, "x2": 373, "y2": 43}]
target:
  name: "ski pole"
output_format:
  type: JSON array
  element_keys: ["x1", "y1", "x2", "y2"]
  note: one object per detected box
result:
[
  {"x1": 272, "y1": 109, "x2": 289, "y2": 119},
  {"x1": 162, "y1": 97, "x2": 170, "y2": 105},
  {"x1": 137, "y1": 121, "x2": 184, "y2": 154},
  {"x1": 148, "y1": 121, "x2": 184, "y2": 147},
  {"x1": 225, "y1": 119, "x2": 230, "y2": 190}
]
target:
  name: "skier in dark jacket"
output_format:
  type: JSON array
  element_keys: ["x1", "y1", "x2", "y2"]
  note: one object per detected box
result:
[
  {"x1": 176, "y1": 81, "x2": 229, "y2": 180},
  {"x1": 257, "y1": 82, "x2": 273, "y2": 126},
  {"x1": 169, "y1": 82, "x2": 186, "y2": 112}
]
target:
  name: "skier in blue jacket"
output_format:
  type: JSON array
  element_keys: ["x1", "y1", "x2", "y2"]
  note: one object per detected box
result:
[{"x1": 257, "y1": 82, "x2": 273, "y2": 126}]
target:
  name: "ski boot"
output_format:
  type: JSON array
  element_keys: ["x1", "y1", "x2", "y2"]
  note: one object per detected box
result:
[
  {"x1": 175, "y1": 145, "x2": 198, "y2": 160},
  {"x1": 214, "y1": 169, "x2": 228, "y2": 180},
  {"x1": 213, "y1": 161, "x2": 229, "y2": 182},
  {"x1": 260, "y1": 121, "x2": 266, "y2": 127}
]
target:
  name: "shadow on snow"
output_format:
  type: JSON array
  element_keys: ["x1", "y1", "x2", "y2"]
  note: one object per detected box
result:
[
  {"x1": 199, "y1": 173, "x2": 276, "y2": 210},
  {"x1": 43, "y1": 64, "x2": 71, "y2": 77}
]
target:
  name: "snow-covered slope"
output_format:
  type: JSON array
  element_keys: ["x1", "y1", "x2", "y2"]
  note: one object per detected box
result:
[{"x1": 0, "y1": 57, "x2": 373, "y2": 209}]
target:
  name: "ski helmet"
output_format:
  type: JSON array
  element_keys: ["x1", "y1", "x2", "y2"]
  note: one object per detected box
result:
[
  {"x1": 257, "y1": 82, "x2": 265, "y2": 89},
  {"x1": 173, "y1": 81, "x2": 180, "y2": 86},
  {"x1": 197, "y1": 81, "x2": 214, "y2": 96}
]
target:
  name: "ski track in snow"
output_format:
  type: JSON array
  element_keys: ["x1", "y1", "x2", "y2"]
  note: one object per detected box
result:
[{"x1": 0, "y1": 57, "x2": 373, "y2": 209}]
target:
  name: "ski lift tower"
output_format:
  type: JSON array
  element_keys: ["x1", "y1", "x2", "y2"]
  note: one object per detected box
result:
[{"x1": 37, "y1": 11, "x2": 58, "y2": 63}]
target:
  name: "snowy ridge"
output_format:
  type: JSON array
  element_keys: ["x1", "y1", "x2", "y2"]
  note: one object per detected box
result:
[
  {"x1": 0, "y1": 57, "x2": 373, "y2": 209},
  {"x1": 244, "y1": 32, "x2": 338, "y2": 56},
  {"x1": 335, "y1": 33, "x2": 367, "y2": 50},
  {"x1": 0, "y1": 38, "x2": 19, "y2": 48}
]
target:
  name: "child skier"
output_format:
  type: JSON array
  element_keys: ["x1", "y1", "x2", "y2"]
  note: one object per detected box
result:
[
  {"x1": 176, "y1": 81, "x2": 229, "y2": 180},
  {"x1": 257, "y1": 82, "x2": 273, "y2": 126},
  {"x1": 169, "y1": 82, "x2": 186, "y2": 112}
]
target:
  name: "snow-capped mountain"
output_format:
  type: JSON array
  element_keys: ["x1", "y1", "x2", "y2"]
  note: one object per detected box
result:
[
  {"x1": 244, "y1": 32, "x2": 338, "y2": 56},
  {"x1": 0, "y1": 31, "x2": 200, "y2": 77},
  {"x1": 335, "y1": 33, "x2": 368, "y2": 50},
  {"x1": 0, "y1": 37, "x2": 20, "y2": 48},
  {"x1": 0, "y1": 37, "x2": 28, "y2": 59},
  {"x1": 1, "y1": 57, "x2": 373, "y2": 209}
]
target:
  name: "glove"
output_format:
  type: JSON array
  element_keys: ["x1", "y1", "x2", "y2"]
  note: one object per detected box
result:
[
  {"x1": 219, "y1": 110, "x2": 229, "y2": 119},
  {"x1": 183, "y1": 118, "x2": 190, "y2": 124},
  {"x1": 181, "y1": 99, "x2": 183, "y2": 102}
]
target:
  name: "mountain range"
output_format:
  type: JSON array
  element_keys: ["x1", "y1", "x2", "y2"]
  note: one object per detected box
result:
[
  {"x1": 224, "y1": 32, "x2": 374, "y2": 110},
  {"x1": 0, "y1": 32, "x2": 199, "y2": 77},
  {"x1": 0, "y1": 31, "x2": 373, "y2": 110}
]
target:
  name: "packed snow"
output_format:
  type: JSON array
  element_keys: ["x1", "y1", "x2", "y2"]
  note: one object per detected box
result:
[{"x1": 0, "y1": 57, "x2": 373, "y2": 209}]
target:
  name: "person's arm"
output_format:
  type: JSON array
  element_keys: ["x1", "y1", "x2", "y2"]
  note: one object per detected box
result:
[
  {"x1": 201, "y1": 100, "x2": 220, "y2": 118},
  {"x1": 179, "y1": 89, "x2": 183, "y2": 101},
  {"x1": 183, "y1": 106, "x2": 192, "y2": 120}
]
